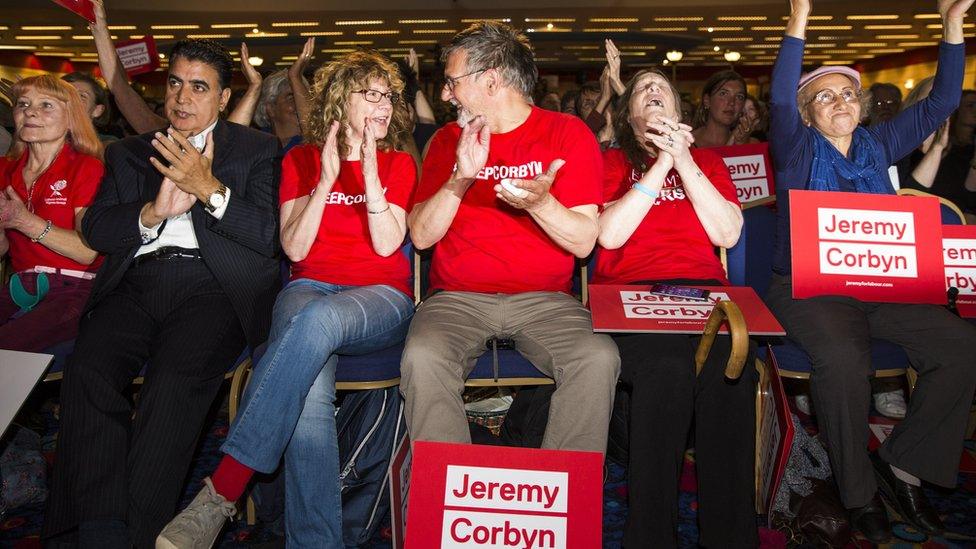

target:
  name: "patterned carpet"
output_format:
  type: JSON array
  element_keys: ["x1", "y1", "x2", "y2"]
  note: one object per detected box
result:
[{"x1": 1, "y1": 386, "x2": 974, "y2": 548}]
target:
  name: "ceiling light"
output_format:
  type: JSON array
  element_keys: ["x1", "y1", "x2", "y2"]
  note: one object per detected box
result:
[
  {"x1": 905, "y1": 78, "x2": 915, "y2": 89},
  {"x1": 699, "y1": 26, "x2": 744, "y2": 31},
  {"x1": 642, "y1": 27, "x2": 688, "y2": 32},
  {"x1": 864, "y1": 25, "x2": 912, "y2": 30},
  {"x1": 398, "y1": 40, "x2": 437, "y2": 44},
  {"x1": 245, "y1": 32, "x2": 288, "y2": 37},
  {"x1": 150, "y1": 35, "x2": 174, "y2": 39},
  {"x1": 583, "y1": 28, "x2": 628, "y2": 32},
  {"x1": 562, "y1": 45, "x2": 599, "y2": 50},
  {"x1": 723, "y1": 50, "x2": 741, "y2": 62},
  {"x1": 321, "y1": 48, "x2": 355, "y2": 53},
  {"x1": 335, "y1": 40, "x2": 373, "y2": 45},
  {"x1": 807, "y1": 25, "x2": 853, "y2": 30},
  {"x1": 16, "y1": 35, "x2": 62, "y2": 40},
  {"x1": 590, "y1": 18, "x2": 638, "y2": 23},
  {"x1": 0, "y1": 45, "x2": 37, "y2": 50},
  {"x1": 35, "y1": 51, "x2": 73, "y2": 57},
  {"x1": 713, "y1": 46, "x2": 721, "y2": 51},
  {"x1": 712, "y1": 37, "x2": 751, "y2": 42},
  {"x1": 525, "y1": 18, "x2": 575, "y2": 23},
  {"x1": 847, "y1": 42, "x2": 887, "y2": 47},
  {"x1": 248, "y1": 56, "x2": 263, "y2": 66},
  {"x1": 150, "y1": 25, "x2": 199, "y2": 30},
  {"x1": 399, "y1": 19, "x2": 448, "y2": 24},
  {"x1": 301, "y1": 31, "x2": 342, "y2": 37},
  {"x1": 272, "y1": 22, "x2": 319, "y2": 27},
  {"x1": 335, "y1": 20, "x2": 383, "y2": 26},
  {"x1": 666, "y1": 50, "x2": 683, "y2": 62},
  {"x1": 718, "y1": 16, "x2": 768, "y2": 21},
  {"x1": 914, "y1": 14, "x2": 940, "y2": 19},
  {"x1": 752, "y1": 26, "x2": 786, "y2": 31},
  {"x1": 870, "y1": 48, "x2": 907, "y2": 54},
  {"x1": 653, "y1": 16, "x2": 703, "y2": 22},
  {"x1": 187, "y1": 34, "x2": 230, "y2": 39},
  {"x1": 357, "y1": 30, "x2": 400, "y2": 35},
  {"x1": 212, "y1": 23, "x2": 258, "y2": 29},
  {"x1": 847, "y1": 15, "x2": 899, "y2": 20},
  {"x1": 107, "y1": 25, "x2": 137, "y2": 30},
  {"x1": 898, "y1": 41, "x2": 939, "y2": 47},
  {"x1": 461, "y1": 18, "x2": 512, "y2": 23},
  {"x1": 875, "y1": 34, "x2": 919, "y2": 39},
  {"x1": 22, "y1": 26, "x2": 72, "y2": 30}
]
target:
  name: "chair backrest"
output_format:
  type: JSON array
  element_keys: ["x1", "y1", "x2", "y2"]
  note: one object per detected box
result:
[
  {"x1": 897, "y1": 188, "x2": 967, "y2": 225},
  {"x1": 725, "y1": 202, "x2": 778, "y2": 297}
]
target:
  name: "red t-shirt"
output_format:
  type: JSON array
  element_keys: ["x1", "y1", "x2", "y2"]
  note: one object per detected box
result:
[
  {"x1": 0, "y1": 143, "x2": 104, "y2": 273},
  {"x1": 592, "y1": 147, "x2": 739, "y2": 285},
  {"x1": 279, "y1": 144, "x2": 416, "y2": 297},
  {"x1": 416, "y1": 106, "x2": 603, "y2": 294}
]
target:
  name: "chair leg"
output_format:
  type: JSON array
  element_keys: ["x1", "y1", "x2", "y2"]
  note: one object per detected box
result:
[
  {"x1": 227, "y1": 358, "x2": 256, "y2": 525},
  {"x1": 246, "y1": 496, "x2": 257, "y2": 526},
  {"x1": 754, "y1": 357, "x2": 768, "y2": 515}
]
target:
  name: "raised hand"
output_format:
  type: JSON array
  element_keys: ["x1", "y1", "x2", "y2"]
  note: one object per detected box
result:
[
  {"x1": 289, "y1": 38, "x2": 315, "y2": 82},
  {"x1": 790, "y1": 0, "x2": 812, "y2": 16},
  {"x1": 940, "y1": 0, "x2": 975, "y2": 20},
  {"x1": 149, "y1": 130, "x2": 218, "y2": 200},
  {"x1": 645, "y1": 115, "x2": 695, "y2": 164},
  {"x1": 90, "y1": 0, "x2": 108, "y2": 31},
  {"x1": 361, "y1": 118, "x2": 379, "y2": 185},
  {"x1": 494, "y1": 159, "x2": 564, "y2": 212},
  {"x1": 605, "y1": 39, "x2": 624, "y2": 95},
  {"x1": 239, "y1": 43, "x2": 263, "y2": 89},
  {"x1": 455, "y1": 115, "x2": 490, "y2": 181},
  {"x1": 408, "y1": 48, "x2": 421, "y2": 77},
  {"x1": 319, "y1": 121, "x2": 341, "y2": 188},
  {"x1": 149, "y1": 176, "x2": 196, "y2": 221}
]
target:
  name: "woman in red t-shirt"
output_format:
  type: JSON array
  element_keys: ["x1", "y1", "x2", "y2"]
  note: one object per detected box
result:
[
  {"x1": 594, "y1": 69, "x2": 757, "y2": 548},
  {"x1": 0, "y1": 75, "x2": 103, "y2": 352},
  {"x1": 162, "y1": 50, "x2": 417, "y2": 548}
]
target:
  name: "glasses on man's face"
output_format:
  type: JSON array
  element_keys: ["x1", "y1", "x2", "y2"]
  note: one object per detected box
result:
[
  {"x1": 354, "y1": 89, "x2": 400, "y2": 104},
  {"x1": 807, "y1": 88, "x2": 862, "y2": 107},
  {"x1": 443, "y1": 69, "x2": 485, "y2": 92},
  {"x1": 874, "y1": 98, "x2": 899, "y2": 107}
]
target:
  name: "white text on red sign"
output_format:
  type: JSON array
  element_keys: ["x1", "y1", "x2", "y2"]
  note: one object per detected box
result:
[
  {"x1": 722, "y1": 154, "x2": 769, "y2": 202},
  {"x1": 444, "y1": 465, "x2": 567, "y2": 513},
  {"x1": 116, "y1": 42, "x2": 151, "y2": 69},
  {"x1": 620, "y1": 291, "x2": 730, "y2": 320},
  {"x1": 943, "y1": 238, "x2": 976, "y2": 294}
]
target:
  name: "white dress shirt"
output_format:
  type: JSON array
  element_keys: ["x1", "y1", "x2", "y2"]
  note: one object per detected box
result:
[{"x1": 136, "y1": 120, "x2": 231, "y2": 255}]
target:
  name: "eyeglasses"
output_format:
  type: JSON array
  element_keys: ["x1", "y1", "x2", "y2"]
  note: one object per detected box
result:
[
  {"x1": 807, "y1": 88, "x2": 862, "y2": 106},
  {"x1": 443, "y1": 69, "x2": 486, "y2": 92},
  {"x1": 874, "y1": 99, "x2": 899, "y2": 107},
  {"x1": 354, "y1": 89, "x2": 400, "y2": 104}
]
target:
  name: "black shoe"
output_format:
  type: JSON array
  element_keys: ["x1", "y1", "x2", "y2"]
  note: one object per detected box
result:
[
  {"x1": 870, "y1": 450, "x2": 945, "y2": 535},
  {"x1": 848, "y1": 494, "x2": 892, "y2": 544}
]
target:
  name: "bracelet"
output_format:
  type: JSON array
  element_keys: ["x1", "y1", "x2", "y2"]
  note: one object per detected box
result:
[
  {"x1": 631, "y1": 182, "x2": 660, "y2": 200},
  {"x1": 368, "y1": 204, "x2": 391, "y2": 215},
  {"x1": 32, "y1": 219, "x2": 53, "y2": 243}
]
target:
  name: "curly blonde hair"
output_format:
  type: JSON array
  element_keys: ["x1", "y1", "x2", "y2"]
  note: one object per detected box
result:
[{"x1": 305, "y1": 50, "x2": 410, "y2": 157}]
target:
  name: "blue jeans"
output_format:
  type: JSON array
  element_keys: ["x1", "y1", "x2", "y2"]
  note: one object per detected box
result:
[{"x1": 222, "y1": 279, "x2": 414, "y2": 548}]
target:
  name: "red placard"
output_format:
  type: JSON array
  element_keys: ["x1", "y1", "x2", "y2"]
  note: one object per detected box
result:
[
  {"x1": 114, "y1": 36, "x2": 160, "y2": 77},
  {"x1": 51, "y1": 0, "x2": 95, "y2": 23},
  {"x1": 789, "y1": 190, "x2": 946, "y2": 304},
  {"x1": 942, "y1": 225, "x2": 976, "y2": 317},
  {"x1": 757, "y1": 347, "x2": 795, "y2": 521},
  {"x1": 711, "y1": 142, "x2": 776, "y2": 204},
  {"x1": 588, "y1": 284, "x2": 785, "y2": 335},
  {"x1": 404, "y1": 441, "x2": 603, "y2": 549},
  {"x1": 390, "y1": 435, "x2": 412, "y2": 549}
]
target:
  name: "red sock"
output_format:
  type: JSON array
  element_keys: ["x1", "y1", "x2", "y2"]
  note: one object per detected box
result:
[{"x1": 210, "y1": 454, "x2": 254, "y2": 502}]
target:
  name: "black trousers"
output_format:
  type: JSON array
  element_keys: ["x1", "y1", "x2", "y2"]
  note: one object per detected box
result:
[
  {"x1": 43, "y1": 257, "x2": 246, "y2": 549},
  {"x1": 765, "y1": 274, "x2": 976, "y2": 508},
  {"x1": 614, "y1": 332, "x2": 758, "y2": 549}
]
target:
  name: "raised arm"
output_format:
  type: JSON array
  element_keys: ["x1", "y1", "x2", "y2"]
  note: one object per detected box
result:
[
  {"x1": 90, "y1": 0, "x2": 166, "y2": 134},
  {"x1": 408, "y1": 49, "x2": 437, "y2": 125},
  {"x1": 288, "y1": 38, "x2": 315, "y2": 131},
  {"x1": 767, "y1": 0, "x2": 811, "y2": 172},
  {"x1": 227, "y1": 43, "x2": 263, "y2": 126}
]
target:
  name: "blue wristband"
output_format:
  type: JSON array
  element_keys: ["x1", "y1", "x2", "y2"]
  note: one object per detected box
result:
[{"x1": 631, "y1": 182, "x2": 660, "y2": 200}]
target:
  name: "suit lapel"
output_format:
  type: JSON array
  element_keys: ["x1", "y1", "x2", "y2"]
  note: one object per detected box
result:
[{"x1": 132, "y1": 135, "x2": 164, "y2": 204}]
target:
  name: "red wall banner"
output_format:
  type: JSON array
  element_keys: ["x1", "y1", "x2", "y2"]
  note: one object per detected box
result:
[
  {"x1": 711, "y1": 142, "x2": 776, "y2": 204},
  {"x1": 588, "y1": 284, "x2": 784, "y2": 335},
  {"x1": 789, "y1": 190, "x2": 946, "y2": 304},
  {"x1": 942, "y1": 225, "x2": 976, "y2": 317},
  {"x1": 404, "y1": 441, "x2": 603, "y2": 549}
]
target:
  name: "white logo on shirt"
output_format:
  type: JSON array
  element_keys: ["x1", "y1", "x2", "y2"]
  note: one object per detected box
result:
[
  {"x1": 315, "y1": 187, "x2": 388, "y2": 205},
  {"x1": 45, "y1": 179, "x2": 69, "y2": 206},
  {"x1": 475, "y1": 161, "x2": 544, "y2": 181}
]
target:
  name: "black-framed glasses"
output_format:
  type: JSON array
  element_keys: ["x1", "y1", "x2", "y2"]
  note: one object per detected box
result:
[
  {"x1": 806, "y1": 88, "x2": 862, "y2": 107},
  {"x1": 354, "y1": 89, "x2": 400, "y2": 104},
  {"x1": 443, "y1": 69, "x2": 486, "y2": 92}
]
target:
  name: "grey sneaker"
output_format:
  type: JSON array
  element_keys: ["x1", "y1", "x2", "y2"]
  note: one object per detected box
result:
[{"x1": 156, "y1": 477, "x2": 236, "y2": 549}]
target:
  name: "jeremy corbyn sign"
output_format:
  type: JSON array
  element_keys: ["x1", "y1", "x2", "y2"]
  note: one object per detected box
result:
[
  {"x1": 790, "y1": 190, "x2": 945, "y2": 303},
  {"x1": 711, "y1": 143, "x2": 776, "y2": 204},
  {"x1": 404, "y1": 442, "x2": 602, "y2": 549},
  {"x1": 942, "y1": 225, "x2": 976, "y2": 317}
]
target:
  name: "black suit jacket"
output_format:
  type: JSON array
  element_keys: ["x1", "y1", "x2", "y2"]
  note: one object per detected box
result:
[{"x1": 81, "y1": 119, "x2": 282, "y2": 347}]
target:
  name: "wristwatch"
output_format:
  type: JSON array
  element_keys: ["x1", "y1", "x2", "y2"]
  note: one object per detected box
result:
[{"x1": 205, "y1": 183, "x2": 228, "y2": 213}]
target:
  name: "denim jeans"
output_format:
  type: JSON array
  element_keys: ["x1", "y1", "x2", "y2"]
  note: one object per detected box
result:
[{"x1": 222, "y1": 279, "x2": 414, "y2": 548}]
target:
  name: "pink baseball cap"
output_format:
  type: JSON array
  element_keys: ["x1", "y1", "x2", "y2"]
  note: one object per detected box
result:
[{"x1": 797, "y1": 65, "x2": 861, "y2": 92}]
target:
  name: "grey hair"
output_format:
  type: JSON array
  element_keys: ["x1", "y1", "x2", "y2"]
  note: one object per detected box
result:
[
  {"x1": 253, "y1": 70, "x2": 294, "y2": 128},
  {"x1": 442, "y1": 20, "x2": 538, "y2": 98},
  {"x1": 796, "y1": 74, "x2": 871, "y2": 124}
]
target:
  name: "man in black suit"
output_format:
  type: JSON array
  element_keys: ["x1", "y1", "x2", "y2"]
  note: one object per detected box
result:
[{"x1": 42, "y1": 39, "x2": 280, "y2": 549}]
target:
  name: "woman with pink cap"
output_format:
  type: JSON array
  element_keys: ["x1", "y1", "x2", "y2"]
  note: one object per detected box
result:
[{"x1": 764, "y1": 0, "x2": 976, "y2": 543}]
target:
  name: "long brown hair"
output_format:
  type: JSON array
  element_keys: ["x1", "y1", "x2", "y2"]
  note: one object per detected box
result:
[
  {"x1": 613, "y1": 69, "x2": 682, "y2": 172},
  {"x1": 6, "y1": 75, "x2": 103, "y2": 161},
  {"x1": 305, "y1": 50, "x2": 410, "y2": 157},
  {"x1": 692, "y1": 69, "x2": 746, "y2": 128}
]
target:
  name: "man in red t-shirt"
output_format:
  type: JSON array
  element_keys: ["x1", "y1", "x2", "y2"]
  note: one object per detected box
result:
[{"x1": 402, "y1": 21, "x2": 620, "y2": 454}]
